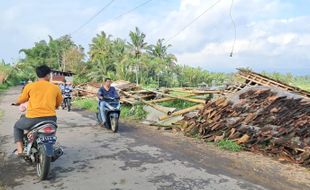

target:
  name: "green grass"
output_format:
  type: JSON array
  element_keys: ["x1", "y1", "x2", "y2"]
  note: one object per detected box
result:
[
  {"x1": 73, "y1": 98, "x2": 147, "y2": 120},
  {"x1": 72, "y1": 98, "x2": 98, "y2": 112},
  {"x1": 0, "y1": 84, "x2": 9, "y2": 94},
  {"x1": 216, "y1": 139, "x2": 242, "y2": 152},
  {"x1": 158, "y1": 99, "x2": 197, "y2": 110},
  {"x1": 120, "y1": 104, "x2": 147, "y2": 120}
]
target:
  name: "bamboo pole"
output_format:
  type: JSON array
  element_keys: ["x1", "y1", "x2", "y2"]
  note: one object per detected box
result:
[
  {"x1": 147, "y1": 97, "x2": 176, "y2": 103},
  {"x1": 121, "y1": 90, "x2": 170, "y2": 114},
  {"x1": 146, "y1": 94, "x2": 196, "y2": 103},
  {"x1": 75, "y1": 88, "x2": 97, "y2": 94},
  {"x1": 140, "y1": 94, "x2": 156, "y2": 99},
  {"x1": 120, "y1": 98, "x2": 136, "y2": 105},
  {"x1": 143, "y1": 89, "x2": 206, "y2": 104},
  {"x1": 170, "y1": 89, "x2": 223, "y2": 94},
  {"x1": 159, "y1": 104, "x2": 204, "y2": 121}
]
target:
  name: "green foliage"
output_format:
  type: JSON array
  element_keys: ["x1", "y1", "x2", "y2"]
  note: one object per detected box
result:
[
  {"x1": 261, "y1": 71, "x2": 310, "y2": 92},
  {"x1": 82, "y1": 27, "x2": 229, "y2": 87},
  {"x1": 72, "y1": 98, "x2": 147, "y2": 120},
  {"x1": 0, "y1": 83, "x2": 9, "y2": 90},
  {"x1": 72, "y1": 98, "x2": 98, "y2": 112},
  {"x1": 159, "y1": 99, "x2": 197, "y2": 110},
  {"x1": 120, "y1": 104, "x2": 147, "y2": 120},
  {"x1": 216, "y1": 140, "x2": 242, "y2": 152},
  {"x1": 19, "y1": 35, "x2": 83, "y2": 72}
]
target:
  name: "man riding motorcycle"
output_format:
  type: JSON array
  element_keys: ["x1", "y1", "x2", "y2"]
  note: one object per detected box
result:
[
  {"x1": 97, "y1": 78, "x2": 119, "y2": 126},
  {"x1": 61, "y1": 81, "x2": 73, "y2": 111},
  {"x1": 12, "y1": 65, "x2": 63, "y2": 156}
]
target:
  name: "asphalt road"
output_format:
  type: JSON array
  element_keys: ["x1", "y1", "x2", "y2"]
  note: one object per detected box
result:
[{"x1": 0, "y1": 87, "x2": 307, "y2": 190}]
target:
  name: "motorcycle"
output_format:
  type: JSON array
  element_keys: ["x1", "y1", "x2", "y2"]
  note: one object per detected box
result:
[
  {"x1": 12, "y1": 105, "x2": 63, "y2": 180},
  {"x1": 96, "y1": 97, "x2": 121, "y2": 133},
  {"x1": 62, "y1": 88, "x2": 72, "y2": 112}
]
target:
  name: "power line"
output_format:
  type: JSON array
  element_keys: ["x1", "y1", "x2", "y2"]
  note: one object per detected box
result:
[
  {"x1": 229, "y1": 0, "x2": 236, "y2": 57},
  {"x1": 99, "y1": 0, "x2": 153, "y2": 29},
  {"x1": 112, "y1": 0, "x2": 153, "y2": 21},
  {"x1": 70, "y1": 0, "x2": 115, "y2": 35},
  {"x1": 165, "y1": 0, "x2": 222, "y2": 44}
]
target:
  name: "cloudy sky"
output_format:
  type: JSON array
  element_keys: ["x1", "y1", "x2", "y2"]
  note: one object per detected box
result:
[{"x1": 1, "y1": 0, "x2": 309, "y2": 74}]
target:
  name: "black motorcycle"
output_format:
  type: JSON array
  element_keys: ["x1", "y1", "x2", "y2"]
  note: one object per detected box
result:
[
  {"x1": 96, "y1": 97, "x2": 121, "y2": 133},
  {"x1": 11, "y1": 107, "x2": 63, "y2": 180},
  {"x1": 62, "y1": 88, "x2": 72, "y2": 112},
  {"x1": 24, "y1": 121, "x2": 63, "y2": 180}
]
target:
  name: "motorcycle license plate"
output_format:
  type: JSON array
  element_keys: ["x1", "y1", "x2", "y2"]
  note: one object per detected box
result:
[{"x1": 37, "y1": 136, "x2": 57, "y2": 143}]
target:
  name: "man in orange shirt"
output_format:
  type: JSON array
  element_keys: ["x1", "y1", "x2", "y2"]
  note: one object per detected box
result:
[{"x1": 13, "y1": 65, "x2": 62, "y2": 155}]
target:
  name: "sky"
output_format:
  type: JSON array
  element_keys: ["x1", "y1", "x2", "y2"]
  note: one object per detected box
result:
[{"x1": 0, "y1": 0, "x2": 309, "y2": 75}]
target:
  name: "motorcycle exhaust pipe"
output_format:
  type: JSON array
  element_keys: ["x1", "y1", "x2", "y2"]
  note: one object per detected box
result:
[{"x1": 52, "y1": 147, "x2": 63, "y2": 162}]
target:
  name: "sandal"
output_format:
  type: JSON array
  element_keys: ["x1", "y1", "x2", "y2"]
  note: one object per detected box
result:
[{"x1": 12, "y1": 149, "x2": 26, "y2": 158}]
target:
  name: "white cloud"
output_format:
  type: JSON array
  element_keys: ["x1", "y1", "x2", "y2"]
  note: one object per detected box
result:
[{"x1": 94, "y1": 0, "x2": 310, "y2": 74}]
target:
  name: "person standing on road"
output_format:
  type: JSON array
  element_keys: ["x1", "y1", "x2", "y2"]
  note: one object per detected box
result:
[
  {"x1": 97, "y1": 78, "x2": 119, "y2": 125},
  {"x1": 12, "y1": 65, "x2": 63, "y2": 156}
]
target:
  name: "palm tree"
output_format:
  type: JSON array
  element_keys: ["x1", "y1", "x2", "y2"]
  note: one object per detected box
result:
[
  {"x1": 127, "y1": 27, "x2": 148, "y2": 85},
  {"x1": 89, "y1": 31, "x2": 112, "y2": 63},
  {"x1": 87, "y1": 59, "x2": 109, "y2": 82},
  {"x1": 147, "y1": 39, "x2": 177, "y2": 65},
  {"x1": 147, "y1": 39, "x2": 177, "y2": 87}
]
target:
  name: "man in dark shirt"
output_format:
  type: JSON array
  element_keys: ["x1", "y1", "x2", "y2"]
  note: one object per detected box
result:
[{"x1": 98, "y1": 78, "x2": 119, "y2": 124}]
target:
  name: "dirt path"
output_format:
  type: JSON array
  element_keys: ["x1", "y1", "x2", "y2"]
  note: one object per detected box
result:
[{"x1": 0, "y1": 87, "x2": 309, "y2": 190}]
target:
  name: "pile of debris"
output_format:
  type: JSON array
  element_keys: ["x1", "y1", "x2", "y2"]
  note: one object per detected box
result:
[
  {"x1": 225, "y1": 69, "x2": 310, "y2": 100},
  {"x1": 178, "y1": 87, "x2": 310, "y2": 167},
  {"x1": 74, "y1": 80, "x2": 156, "y2": 104}
]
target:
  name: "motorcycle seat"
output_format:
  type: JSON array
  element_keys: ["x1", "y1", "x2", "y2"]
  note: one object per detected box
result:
[{"x1": 29, "y1": 120, "x2": 58, "y2": 131}]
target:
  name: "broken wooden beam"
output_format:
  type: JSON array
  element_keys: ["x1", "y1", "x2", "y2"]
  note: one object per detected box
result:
[
  {"x1": 146, "y1": 94, "x2": 196, "y2": 103},
  {"x1": 143, "y1": 89, "x2": 206, "y2": 104},
  {"x1": 159, "y1": 104, "x2": 204, "y2": 121},
  {"x1": 121, "y1": 90, "x2": 171, "y2": 114}
]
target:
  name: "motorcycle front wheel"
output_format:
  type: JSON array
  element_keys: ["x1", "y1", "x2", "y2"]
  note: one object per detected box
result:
[
  {"x1": 67, "y1": 99, "x2": 71, "y2": 112},
  {"x1": 110, "y1": 117, "x2": 118, "y2": 133},
  {"x1": 36, "y1": 145, "x2": 51, "y2": 180}
]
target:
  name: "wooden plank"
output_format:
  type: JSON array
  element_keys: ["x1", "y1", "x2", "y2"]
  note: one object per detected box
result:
[{"x1": 159, "y1": 104, "x2": 204, "y2": 121}]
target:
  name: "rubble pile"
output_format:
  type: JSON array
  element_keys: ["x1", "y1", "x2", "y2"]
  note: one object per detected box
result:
[{"x1": 179, "y1": 88, "x2": 310, "y2": 167}]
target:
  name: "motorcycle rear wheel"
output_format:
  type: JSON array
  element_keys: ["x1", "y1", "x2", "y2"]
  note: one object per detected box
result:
[{"x1": 36, "y1": 145, "x2": 51, "y2": 180}]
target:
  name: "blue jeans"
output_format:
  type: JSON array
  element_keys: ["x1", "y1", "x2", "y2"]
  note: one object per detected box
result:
[{"x1": 99, "y1": 101, "x2": 109, "y2": 124}]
